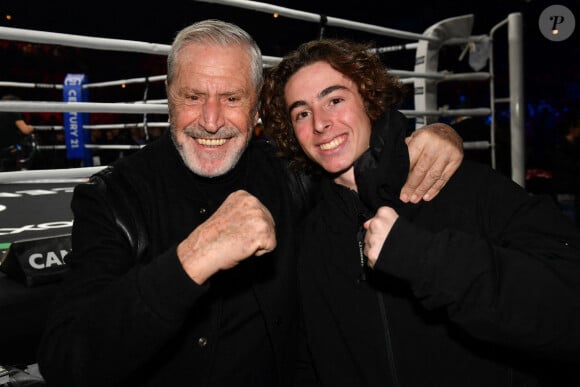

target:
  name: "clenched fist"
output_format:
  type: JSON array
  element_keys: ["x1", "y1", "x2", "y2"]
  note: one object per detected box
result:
[
  {"x1": 177, "y1": 190, "x2": 276, "y2": 284},
  {"x1": 363, "y1": 206, "x2": 399, "y2": 268}
]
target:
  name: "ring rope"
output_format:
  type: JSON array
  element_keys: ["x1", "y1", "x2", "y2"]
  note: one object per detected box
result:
[
  {"x1": 0, "y1": 167, "x2": 105, "y2": 184},
  {"x1": 0, "y1": 101, "x2": 167, "y2": 114},
  {"x1": 193, "y1": 0, "x2": 439, "y2": 43}
]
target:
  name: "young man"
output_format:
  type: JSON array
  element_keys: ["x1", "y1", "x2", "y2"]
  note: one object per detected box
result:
[
  {"x1": 261, "y1": 38, "x2": 580, "y2": 386},
  {"x1": 37, "y1": 21, "x2": 463, "y2": 386}
]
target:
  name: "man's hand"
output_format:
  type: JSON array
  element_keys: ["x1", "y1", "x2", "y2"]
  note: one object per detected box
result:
[
  {"x1": 177, "y1": 190, "x2": 276, "y2": 284},
  {"x1": 363, "y1": 206, "x2": 399, "y2": 268},
  {"x1": 401, "y1": 123, "x2": 463, "y2": 203}
]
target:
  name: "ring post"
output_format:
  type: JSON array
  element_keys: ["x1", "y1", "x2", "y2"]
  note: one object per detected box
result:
[
  {"x1": 63, "y1": 74, "x2": 92, "y2": 166},
  {"x1": 507, "y1": 13, "x2": 524, "y2": 187},
  {"x1": 413, "y1": 14, "x2": 474, "y2": 129}
]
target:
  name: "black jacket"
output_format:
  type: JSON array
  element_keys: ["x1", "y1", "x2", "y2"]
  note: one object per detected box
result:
[
  {"x1": 296, "y1": 112, "x2": 580, "y2": 386},
  {"x1": 37, "y1": 131, "x2": 310, "y2": 386}
]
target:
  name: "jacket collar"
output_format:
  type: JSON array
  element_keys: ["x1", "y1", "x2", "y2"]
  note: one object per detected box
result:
[{"x1": 354, "y1": 109, "x2": 410, "y2": 211}]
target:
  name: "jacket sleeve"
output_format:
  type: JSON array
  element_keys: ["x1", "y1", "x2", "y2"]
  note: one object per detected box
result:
[
  {"x1": 37, "y1": 170, "x2": 207, "y2": 385},
  {"x1": 374, "y1": 165, "x2": 580, "y2": 362}
]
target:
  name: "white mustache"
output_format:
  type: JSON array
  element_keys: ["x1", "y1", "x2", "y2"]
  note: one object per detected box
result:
[{"x1": 183, "y1": 125, "x2": 240, "y2": 139}]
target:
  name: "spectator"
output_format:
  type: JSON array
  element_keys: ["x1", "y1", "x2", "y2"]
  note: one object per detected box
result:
[{"x1": 0, "y1": 94, "x2": 34, "y2": 171}]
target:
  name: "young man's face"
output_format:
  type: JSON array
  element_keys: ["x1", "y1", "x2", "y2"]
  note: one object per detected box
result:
[
  {"x1": 285, "y1": 61, "x2": 371, "y2": 186},
  {"x1": 167, "y1": 42, "x2": 258, "y2": 177}
]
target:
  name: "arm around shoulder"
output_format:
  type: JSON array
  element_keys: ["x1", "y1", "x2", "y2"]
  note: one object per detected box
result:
[{"x1": 402, "y1": 123, "x2": 463, "y2": 203}]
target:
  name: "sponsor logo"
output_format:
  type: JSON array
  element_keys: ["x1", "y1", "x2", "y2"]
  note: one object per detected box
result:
[
  {"x1": 0, "y1": 221, "x2": 73, "y2": 236},
  {"x1": 29, "y1": 249, "x2": 70, "y2": 270}
]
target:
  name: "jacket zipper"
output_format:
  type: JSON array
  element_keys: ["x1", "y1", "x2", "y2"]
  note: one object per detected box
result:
[
  {"x1": 377, "y1": 291, "x2": 400, "y2": 387},
  {"x1": 357, "y1": 225, "x2": 367, "y2": 282},
  {"x1": 357, "y1": 224, "x2": 400, "y2": 387}
]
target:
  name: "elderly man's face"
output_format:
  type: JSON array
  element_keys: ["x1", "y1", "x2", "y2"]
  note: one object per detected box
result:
[{"x1": 167, "y1": 42, "x2": 258, "y2": 177}]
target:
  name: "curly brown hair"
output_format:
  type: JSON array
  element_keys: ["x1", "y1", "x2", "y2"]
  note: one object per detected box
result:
[{"x1": 260, "y1": 38, "x2": 406, "y2": 174}]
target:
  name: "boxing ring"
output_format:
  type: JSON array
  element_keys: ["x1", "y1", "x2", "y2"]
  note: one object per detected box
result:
[
  {"x1": 0, "y1": 2, "x2": 525, "y2": 182},
  {"x1": 0, "y1": 0, "x2": 524, "y2": 370}
]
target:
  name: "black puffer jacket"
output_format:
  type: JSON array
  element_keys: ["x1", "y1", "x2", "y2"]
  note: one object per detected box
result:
[{"x1": 296, "y1": 111, "x2": 580, "y2": 387}]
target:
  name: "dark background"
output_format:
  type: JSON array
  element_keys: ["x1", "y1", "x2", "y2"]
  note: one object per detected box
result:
[{"x1": 0, "y1": 0, "x2": 578, "y2": 175}]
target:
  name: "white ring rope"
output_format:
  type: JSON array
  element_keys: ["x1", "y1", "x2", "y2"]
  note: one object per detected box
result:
[
  {"x1": 0, "y1": 26, "x2": 171, "y2": 55},
  {"x1": 400, "y1": 108, "x2": 491, "y2": 117},
  {"x1": 0, "y1": 101, "x2": 167, "y2": 114},
  {"x1": 1, "y1": 77, "x2": 166, "y2": 91},
  {"x1": 0, "y1": 81, "x2": 62, "y2": 90},
  {"x1": 31, "y1": 122, "x2": 169, "y2": 131},
  {"x1": 390, "y1": 70, "x2": 490, "y2": 81},
  {"x1": 84, "y1": 122, "x2": 169, "y2": 130},
  {"x1": 85, "y1": 144, "x2": 142, "y2": 151},
  {"x1": 0, "y1": 167, "x2": 104, "y2": 184},
  {"x1": 0, "y1": 27, "x2": 474, "y2": 80},
  {"x1": 194, "y1": 0, "x2": 440, "y2": 43},
  {"x1": 0, "y1": 26, "x2": 281, "y2": 68},
  {"x1": 85, "y1": 75, "x2": 166, "y2": 89}
]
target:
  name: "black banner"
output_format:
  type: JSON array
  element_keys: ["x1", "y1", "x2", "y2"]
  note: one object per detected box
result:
[
  {"x1": 0, "y1": 182, "x2": 76, "y2": 286},
  {"x1": 0, "y1": 235, "x2": 71, "y2": 286}
]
